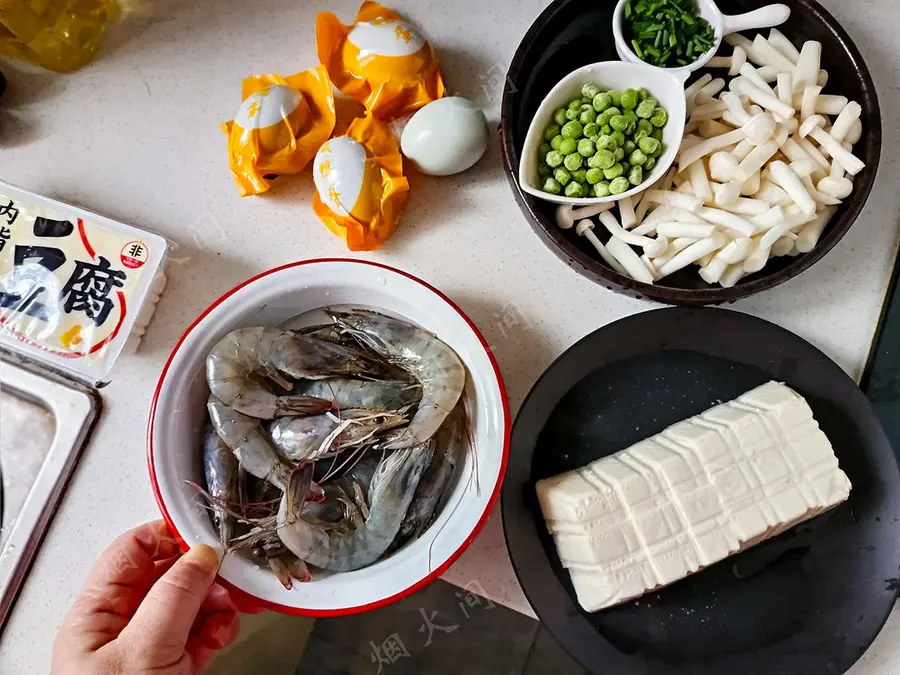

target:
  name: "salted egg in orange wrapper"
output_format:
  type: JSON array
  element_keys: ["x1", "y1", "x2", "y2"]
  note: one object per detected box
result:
[
  {"x1": 222, "y1": 67, "x2": 336, "y2": 197},
  {"x1": 316, "y1": 1, "x2": 445, "y2": 121},
  {"x1": 312, "y1": 114, "x2": 409, "y2": 251}
]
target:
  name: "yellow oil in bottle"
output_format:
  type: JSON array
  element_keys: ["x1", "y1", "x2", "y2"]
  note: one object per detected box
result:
[{"x1": 0, "y1": 0, "x2": 120, "y2": 72}]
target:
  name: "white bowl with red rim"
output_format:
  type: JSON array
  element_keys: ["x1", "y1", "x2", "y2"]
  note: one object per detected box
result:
[{"x1": 147, "y1": 259, "x2": 509, "y2": 615}]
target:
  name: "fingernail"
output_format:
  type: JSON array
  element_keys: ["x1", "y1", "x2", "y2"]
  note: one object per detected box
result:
[{"x1": 186, "y1": 544, "x2": 221, "y2": 577}]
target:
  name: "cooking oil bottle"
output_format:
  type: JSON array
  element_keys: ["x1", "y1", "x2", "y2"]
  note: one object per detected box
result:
[{"x1": 0, "y1": 0, "x2": 120, "y2": 73}]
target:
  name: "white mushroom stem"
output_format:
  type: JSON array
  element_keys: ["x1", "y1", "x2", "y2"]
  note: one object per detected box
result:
[
  {"x1": 818, "y1": 176, "x2": 853, "y2": 199},
  {"x1": 655, "y1": 222, "x2": 717, "y2": 238},
  {"x1": 700, "y1": 120, "x2": 734, "y2": 138},
  {"x1": 739, "y1": 63, "x2": 777, "y2": 94},
  {"x1": 606, "y1": 236, "x2": 655, "y2": 283},
  {"x1": 709, "y1": 151, "x2": 742, "y2": 182},
  {"x1": 815, "y1": 95, "x2": 849, "y2": 115},
  {"x1": 677, "y1": 128, "x2": 746, "y2": 171},
  {"x1": 555, "y1": 203, "x2": 615, "y2": 229},
  {"x1": 797, "y1": 136, "x2": 831, "y2": 171},
  {"x1": 742, "y1": 113, "x2": 777, "y2": 145},
  {"x1": 733, "y1": 78, "x2": 795, "y2": 120},
  {"x1": 847, "y1": 119, "x2": 863, "y2": 145},
  {"x1": 724, "y1": 197, "x2": 773, "y2": 216},
  {"x1": 777, "y1": 73, "x2": 793, "y2": 106},
  {"x1": 741, "y1": 170, "x2": 761, "y2": 196},
  {"x1": 721, "y1": 91, "x2": 751, "y2": 125},
  {"x1": 684, "y1": 74, "x2": 714, "y2": 101},
  {"x1": 598, "y1": 211, "x2": 660, "y2": 250},
  {"x1": 618, "y1": 196, "x2": 636, "y2": 229},
  {"x1": 751, "y1": 205, "x2": 786, "y2": 231},
  {"x1": 688, "y1": 159, "x2": 712, "y2": 203},
  {"x1": 753, "y1": 35, "x2": 795, "y2": 73},
  {"x1": 690, "y1": 101, "x2": 728, "y2": 122},
  {"x1": 756, "y1": 66, "x2": 780, "y2": 83},
  {"x1": 726, "y1": 33, "x2": 768, "y2": 66},
  {"x1": 574, "y1": 220, "x2": 628, "y2": 275},
  {"x1": 793, "y1": 40, "x2": 822, "y2": 91},
  {"x1": 640, "y1": 253, "x2": 661, "y2": 281},
  {"x1": 800, "y1": 85, "x2": 822, "y2": 121},
  {"x1": 768, "y1": 160, "x2": 816, "y2": 217},
  {"x1": 744, "y1": 221, "x2": 797, "y2": 272},
  {"x1": 716, "y1": 236, "x2": 753, "y2": 264},
  {"x1": 771, "y1": 236, "x2": 795, "y2": 256},
  {"x1": 731, "y1": 139, "x2": 755, "y2": 161},
  {"x1": 756, "y1": 180, "x2": 792, "y2": 206},
  {"x1": 659, "y1": 233, "x2": 726, "y2": 277},
  {"x1": 697, "y1": 207, "x2": 756, "y2": 237},
  {"x1": 788, "y1": 158, "x2": 817, "y2": 178},
  {"x1": 653, "y1": 236, "x2": 699, "y2": 266},
  {"x1": 769, "y1": 28, "x2": 800, "y2": 63},
  {"x1": 719, "y1": 263, "x2": 747, "y2": 287},
  {"x1": 695, "y1": 78, "x2": 727, "y2": 101},
  {"x1": 795, "y1": 205, "x2": 838, "y2": 252},
  {"x1": 830, "y1": 102, "x2": 862, "y2": 142},
  {"x1": 800, "y1": 116, "x2": 865, "y2": 175},
  {"x1": 708, "y1": 46, "x2": 748, "y2": 77},
  {"x1": 738, "y1": 140, "x2": 780, "y2": 178},
  {"x1": 714, "y1": 181, "x2": 743, "y2": 207},
  {"x1": 780, "y1": 137, "x2": 813, "y2": 164},
  {"x1": 644, "y1": 190, "x2": 703, "y2": 212}
]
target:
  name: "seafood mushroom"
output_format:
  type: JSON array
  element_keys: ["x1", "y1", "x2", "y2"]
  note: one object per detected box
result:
[{"x1": 555, "y1": 202, "x2": 615, "y2": 230}]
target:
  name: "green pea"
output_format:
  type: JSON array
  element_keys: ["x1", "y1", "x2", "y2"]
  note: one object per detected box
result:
[
  {"x1": 565, "y1": 108, "x2": 580, "y2": 121},
  {"x1": 580, "y1": 109, "x2": 597, "y2": 125},
  {"x1": 655, "y1": 142, "x2": 666, "y2": 157},
  {"x1": 543, "y1": 177, "x2": 562, "y2": 195},
  {"x1": 628, "y1": 165, "x2": 643, "y2": 186},
  {"x1": 615, "y1": 147, "x2": 625, "y2": 162},
  {"x1": 564, "y1": 153, "x2": 583, "y2": 171},
  {"x1": 559, "y1": 138, "x2": 577, "y2": 155},
  {"x1": 651, "y1": 127, "x2": 664, "y2": 141},
  {"x1": 568, "y1": 98, "x2": 583, "y2": 111},
  {"x1": 550, "y1": 134, "x2": 564, "y2": 151},
  {"x1": 553, "y1": 108, "x2": 568, "y2": 126},
  {"x1": 593, "y1": 181, "x2": 611, "y2": 197},
  {"x1": 581, "y1": 96, "x2": 593, "y2": 104},
  {"x1": 611, "y1": 130, "x2": 626, "y2": 147},
  {"x1": 581, "y1": 103, "x2": 595, "y2": 113},
  {"x1": 592, "y1": 149, "x2": 616, "y2": 169},
  {"x1": 624, "y1": 109, "x2": 638, "y2": 124},
  {"x1": 623, "y1": 140, "x2": 636, "y2": 155},
  {"x1": 595, "y1": 135, "x2": 616, "y2": 151},
  {"x1": 605, "y1": 107, "x2": 621, "y2": 118},
  {"x1": 561, "y1": 121, "x2": 583, "y2": 139},
  {"x1": 603, "y1": 163, "x2": 625, "y2": 180},
  {"x1": 650, "y1": 107, "x2": 669, "y2": 128},
  {"x1": 646, "y1": 97, "x2": 659, "y2": 108},
  {"x1": 608, "y1": 90, "x2": 622, "y2": 107},
  {"x1": 539, "y1": 142, "x2": 552, "y2": 157},
  {"x1": 553, "y1": 167, "x2": 571, "y2": 186},
  {"x1": 600, "y1": 124, "x2": 612, "y2": 136},
  {"x1": 544, "y1": 124, "x2": 560, "y2": 141},
  {"x1": 629, "y1": 148, "x2": 647, "y2": 166},
  {"x1": 635, "y1": 99, "x2": 655, "y2": 119},
  {"x1": 638, "y1": 119, "x2": 653, "y2": 135},
  {"x1": 609, "y1": 115, "x2": 628, "y2": 132},
  {"x1": 634, "y1": 129, "x2": 649, "y2": 142},
  {"x1": 644, "y1": 155, "x2": 657, "y2": 170},
  {"x1": 565, "y1": 181, "x2": 585, "y2": 198},
  {"x1": 592, "y1": 92, "x2": 612, "y2": 112},
  {"x1": 625, "y1": 120, "x2": 636, "y2": 135},
  {"x1": 638, "y1": 136, "x2": 660, "y2": 156},
  {"x1": 597, "y1": 111, "x2": 613, "y2": 128},
  {"x1": 583, "y1": 122, "x2": 600, "y2": 137},
  {"x1": 586, "y1": 167, "x2": 604, "y2": 185},
  {"x1": 538, "y1": 163, "x2": 552, "y2": 177},
  {"x1": 638, "y1": 87, "x2": 650, "y2": 101},
  {"x1": 609, "y1": 176, "x2": 631, "y2": 195},
  {"x1": 545, "y1": 150, "x2": 563, "y2": 167},
  {"x1": 588, "y1": 134, "x2": 599, "y2": 144},
  {"x1": 577, "y1": 139, "x2": 595, "y2": 157},
  {"x1": 581, "y1": 83, "x2": 601, "y2": 99},
  {"x1": 572, "y1": 168, "x2": 588, "y2": 184},
  {"x1": 621, "y1": 88, "x2": 639, "y2": 110}
]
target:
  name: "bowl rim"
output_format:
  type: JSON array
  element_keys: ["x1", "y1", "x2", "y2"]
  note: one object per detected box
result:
[
  {"x1": 500, "y1": 0, "x2": 883, "y2": 306},
  {"x1": 145, "y1": 257, "x2": 511, "y2": 616}
]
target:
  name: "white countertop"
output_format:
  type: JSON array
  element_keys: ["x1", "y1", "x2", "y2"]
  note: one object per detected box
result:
[{"x1": 1, "y1": 0, "x2": 899, "y2": 671}]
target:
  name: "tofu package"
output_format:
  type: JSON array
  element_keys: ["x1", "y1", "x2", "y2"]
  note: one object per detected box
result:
[
  {"x1": 0, "y1": 181, "x2": 168, "y2": 383},
  {"x1": 536, "y1": 381, "x2": 851, "y2": 613}
]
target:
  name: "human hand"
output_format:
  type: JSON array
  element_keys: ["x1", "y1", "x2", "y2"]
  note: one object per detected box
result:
[{"x1": 52, "y1": 520, "x2": 241, "y2": 674}]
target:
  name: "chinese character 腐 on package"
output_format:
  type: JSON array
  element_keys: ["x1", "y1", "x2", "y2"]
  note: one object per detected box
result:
[
  {"x1": 316, "y1": 1, "x2": 445, "y2": 122},
  {"x1": 0, "y1": 181, "x2": 167, "y2": 382},
  {"x1": 222, "y1": 67, "x2": 336, "y2": 197},
  {"x1": 312, "y1": 114, "x2": 409, "y2": 251}
]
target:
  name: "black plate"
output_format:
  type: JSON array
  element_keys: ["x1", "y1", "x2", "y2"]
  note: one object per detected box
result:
[
  {"x1": 502, "y1": 308, "x2": 900, "y2": 675},
  {"x1": 499, "y1": 0, "x2": 882, "y2": 305}
]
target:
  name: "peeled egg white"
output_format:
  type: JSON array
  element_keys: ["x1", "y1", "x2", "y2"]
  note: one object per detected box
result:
[{"x1": 400, "y1": 97, "x2": 488, "y2": 176}]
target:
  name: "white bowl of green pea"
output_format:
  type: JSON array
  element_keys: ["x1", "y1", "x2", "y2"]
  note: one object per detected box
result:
[{"x1": 518, "y1": 61, "x2": 685, "y2": 204}]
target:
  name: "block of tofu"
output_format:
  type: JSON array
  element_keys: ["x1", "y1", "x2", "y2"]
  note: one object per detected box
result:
[{"x1": 536, "y1": 381, "x2": 851, "y2": 613}]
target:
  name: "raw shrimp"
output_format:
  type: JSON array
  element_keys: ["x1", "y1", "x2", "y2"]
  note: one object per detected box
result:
[
  {"x1": 206, "y1": 327, "x2": 381, "y2": 419},
  {"x1": 292, "y1": 377, "x2": 422, "y2": 412},
  {"x1": 277, "y1": 439, "x2": 435, "y2": 572},
  {"x1": 202, "y1": 424, "x2": 241, "y2": 548},
  {"x1": 389, "y1": 403, "x2": 466, "y2": 552},
  {"x1": 266, "y1": 408, "x2": 408, "y2": 462},
  {"x1": 302, "y1": 484, "x2": 366, "y2": 528},
  {"x1": 328, "y1": 310, "x2": 465, "y2": 448},
  {"x1": 208, "y1": 396, "x2": 293, "y2": 490}
]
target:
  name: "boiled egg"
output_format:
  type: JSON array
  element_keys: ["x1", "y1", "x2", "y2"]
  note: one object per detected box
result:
[{"x1": 400, "y1": 97, "x2": 489, "y2": 176}]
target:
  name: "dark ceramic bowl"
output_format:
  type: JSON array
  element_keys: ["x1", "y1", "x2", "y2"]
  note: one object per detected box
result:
[{"x1": 500, "y1": 0, "x2": 882, "y2": 306}]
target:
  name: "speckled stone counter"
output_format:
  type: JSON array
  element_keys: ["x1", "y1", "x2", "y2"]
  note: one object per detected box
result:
[{"x1": 1, "y1": 0, "x2": 899, "y2": 672}]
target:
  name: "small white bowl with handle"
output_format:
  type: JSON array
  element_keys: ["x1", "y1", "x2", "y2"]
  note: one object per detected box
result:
[
  {"x1": 613, "y1": 0, "x2": 790, "y2": 82},
  {"x1": 518, "y1": 61, "x2": 686, "y2": 206}
]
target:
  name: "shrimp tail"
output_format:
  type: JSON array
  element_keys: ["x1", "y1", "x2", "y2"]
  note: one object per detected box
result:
[
  {"x1": 268, "y1": 557, "x2": 294, "y2": 590},
  {"x1": 285, "y1": 462, "x2": 315, "y2": 522}
]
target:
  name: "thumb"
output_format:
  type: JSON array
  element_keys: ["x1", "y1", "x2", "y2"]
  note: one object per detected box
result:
[{"x1": 121, "y1": 544, "x2": 220, "y2": 665}]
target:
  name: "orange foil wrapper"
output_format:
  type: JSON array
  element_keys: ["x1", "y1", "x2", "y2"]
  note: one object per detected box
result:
[
  {"x1": 222, "y1": 67, "x2": 336, "y2": 196},
  {"x1": 312, "y1": 114, "x2": 409, "y2": 251},
  {"x1": 316, "y1": 1, "x2": 445, "y2": 121}
]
